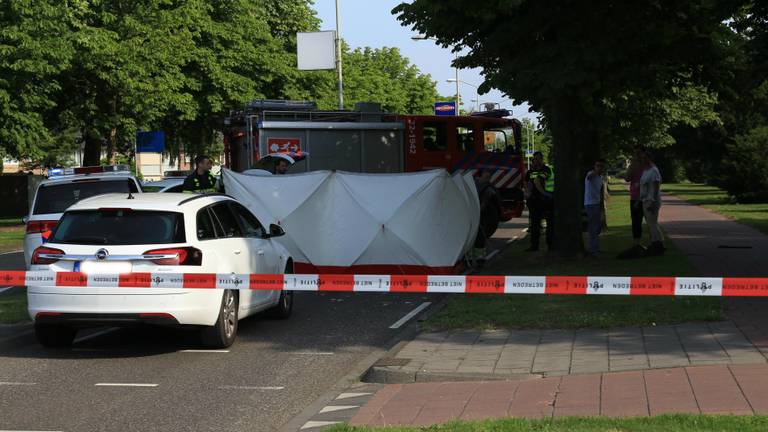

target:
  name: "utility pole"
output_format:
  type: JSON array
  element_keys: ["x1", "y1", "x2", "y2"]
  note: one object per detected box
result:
[{"x1": 335, "y1": 0, "x2": 344, "y2": 110}]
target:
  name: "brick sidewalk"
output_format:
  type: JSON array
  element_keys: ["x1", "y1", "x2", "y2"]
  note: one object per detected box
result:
[{"x1": 351, "y1": 363, "x2": 768, "y2": 427}]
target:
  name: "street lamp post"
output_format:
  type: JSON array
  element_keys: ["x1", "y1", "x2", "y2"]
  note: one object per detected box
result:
[
  {"x1": 446, "y1": 79, "x2": 479, "y2": 113},
  {"x1": 335, "y1": 0, "x2": 344, "y2": 110},
  {"x1": 411, "y1": 36, "x2": 460, "y2": 113}
]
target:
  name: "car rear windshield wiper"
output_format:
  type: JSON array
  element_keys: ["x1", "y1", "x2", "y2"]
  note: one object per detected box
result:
[{"x1": 60, "y1": 236, "x2": 109, "y2": 245}]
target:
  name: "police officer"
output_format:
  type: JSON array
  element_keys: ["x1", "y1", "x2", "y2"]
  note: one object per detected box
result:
[
  {"x1": 183, "y1": 155, "x2": 217, "y2": 193},
  {"x1": 525, "y1": 151, "x2": 554, "y2": 251}
]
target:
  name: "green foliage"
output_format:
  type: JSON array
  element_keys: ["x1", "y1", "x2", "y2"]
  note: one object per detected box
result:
[
  {"x1": 0, "y1": 1, "x2": 75, "y2": 160},
  {"x1": 721, "y1": 125, "x2": 768, "y2": 202},
  {"x1": 313, "y1": 45, "x2": 440, "y2": 114}
]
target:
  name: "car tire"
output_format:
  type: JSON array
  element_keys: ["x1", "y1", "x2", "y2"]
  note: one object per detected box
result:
[
  {"x1": 200, "y1": 289, "x2": 238, "y2": 348},
  {"x1": 35, "y1": 323, "x2": 77, "y2": 348},
  {"x1": 266, "y1": 265, "x2": 294, "y2": 319}
]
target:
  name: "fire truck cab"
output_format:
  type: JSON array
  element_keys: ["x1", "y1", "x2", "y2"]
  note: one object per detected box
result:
[{"x1": 224, "y1": 100, "x2": 525, "y2": 219}]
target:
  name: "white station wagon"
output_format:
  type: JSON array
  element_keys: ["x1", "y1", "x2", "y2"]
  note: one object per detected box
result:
[{"x1": 29, "y1": 193, "x2": 294, "y2": 348}]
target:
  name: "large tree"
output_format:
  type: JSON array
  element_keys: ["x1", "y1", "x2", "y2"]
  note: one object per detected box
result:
[
  {"x1": 0, "y1": 1, "x2": 74, "y2": 162},
  {"x1": 394, "y1": 0, "x2": 748, "y2": 257}
]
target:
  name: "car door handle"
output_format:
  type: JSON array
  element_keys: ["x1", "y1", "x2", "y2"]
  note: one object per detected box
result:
[
  {"x1": 234, "y1": 250, "x2": 241, "y2": 255},
  {"x1": 256, "y1": 249, "x2": 265, "y2": 256}
]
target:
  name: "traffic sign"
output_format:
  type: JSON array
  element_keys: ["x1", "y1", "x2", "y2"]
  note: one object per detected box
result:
[{"x1": 434, "y1": 101, "x2": 456, "y2": 116}]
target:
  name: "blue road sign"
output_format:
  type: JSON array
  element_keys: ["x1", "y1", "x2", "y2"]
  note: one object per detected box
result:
[
  {"x1": 136, "y1": 131, "x2": 165, "y2": 153},
  {"x1": 434, "y1": 101, "x2": 456, "y2": 116}
]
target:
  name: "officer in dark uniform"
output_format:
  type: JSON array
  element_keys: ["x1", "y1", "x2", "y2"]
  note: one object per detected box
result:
[
  {"x1": 183, "y1": 155, "x2": 217, "y2": 193},
  {"x1": 525, "y1": 151, "x2": 554, "y2": 251}
]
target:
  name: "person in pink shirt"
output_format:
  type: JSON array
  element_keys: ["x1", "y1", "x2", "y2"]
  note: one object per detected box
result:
[{"x1": 625, "y1": 145, "x2": 645, "y2": 245}]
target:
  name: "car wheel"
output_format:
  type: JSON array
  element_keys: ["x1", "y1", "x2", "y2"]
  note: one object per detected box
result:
[
  {"x1": 35, "y1": 323, "x2": 77, "y2": 348},
  {"x1": 266, "y1": 266, "x2": 294, "y2": 319},
  {"x1": 200, "y1": 289, "x2": 238, "y2": 348}
]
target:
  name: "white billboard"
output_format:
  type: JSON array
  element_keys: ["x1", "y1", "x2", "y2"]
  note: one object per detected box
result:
[{"x1": 297, "y1": 31, "x2": 336, "y2": 70}]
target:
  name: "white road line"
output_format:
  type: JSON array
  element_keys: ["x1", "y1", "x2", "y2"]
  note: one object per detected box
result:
[
  {"x1": 300, "y1": 421, "x2": 340, "y2": 430},
  {"x1": 0, "y1": 286, "x2": 14, "y2": 294},
  {"x1": 74, "y1": 328, "x2": 118, "y2": 344},
  {"x1": 0, "y1": 382, "x2": 36, "y2": 386},
  {"x1": 389, "y1": 302, "x2": 432, "y2": 329},
  {"x1": 95, "y1": 383, "x2": 158, "y2": 387},
  {"x1": 179, "y1": 349, "x2": 230, "y2": 353},
  {"x1": 318, "y1": 405, "x2": 358, "y2": 414},
  {"x1": 483, "y1": 249, "x2": 500, "y2": 261},
  {"x1": 336, "y1": 392, "x2": 372, "y2": 400},
  {"x1": 218, "y1": 386, "x2": 284, "y2": 390},
  {"x1": 0, "y1": 249, "x2": 23, "y2": 256},
  {"x1": 288, "y1": 351, "x2": 334, "y2": 356},
  {"x1": 0, "y1": 430, "x2": 63, "y2": 432}
]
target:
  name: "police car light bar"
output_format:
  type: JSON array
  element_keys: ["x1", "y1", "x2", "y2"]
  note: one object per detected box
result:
[{"x1": 73, "y1": 164, "x2": 131, "y2": 175}]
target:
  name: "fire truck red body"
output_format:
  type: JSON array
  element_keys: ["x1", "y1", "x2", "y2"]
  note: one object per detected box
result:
[{"x1": 224, "y1": 100, "x2": 526, "y2": 220}]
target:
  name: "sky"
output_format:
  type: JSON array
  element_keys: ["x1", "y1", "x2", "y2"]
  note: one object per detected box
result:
[{"x1": 310, "y1": 0, "x2": 537, "y2": 124}]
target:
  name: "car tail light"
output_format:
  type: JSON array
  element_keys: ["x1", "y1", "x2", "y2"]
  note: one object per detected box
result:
[
  {"x1": 26, "y1": 220, "x2": 58, "y2": 234},
  {"x1": 31, "y1": 246, "x2": 65, "y2": 265},
  {"x1": 143, "y1": 247, "x2": 202, "y2": 266}
]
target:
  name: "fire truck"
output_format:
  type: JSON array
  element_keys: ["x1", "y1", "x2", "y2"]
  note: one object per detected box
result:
[{"x1": 224, "y1": 100, "x2": 526, "y2": 222}]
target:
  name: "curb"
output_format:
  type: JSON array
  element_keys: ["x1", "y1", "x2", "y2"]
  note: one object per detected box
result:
[{"x1": 363, "y1": 366, "x2": 542, "y2": 384}]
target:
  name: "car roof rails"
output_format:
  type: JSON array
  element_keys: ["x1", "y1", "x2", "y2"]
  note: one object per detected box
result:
[{"x1": 177, "y1": 193, "x2": 232, "y2": 206}]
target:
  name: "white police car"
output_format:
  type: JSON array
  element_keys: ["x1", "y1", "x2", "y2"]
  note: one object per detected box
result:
[
  {"x1": 28, "y1": 193, "x2": 294, "y2": 348},
  {"x1": 23, "y1": 166, "x2": 143, "y2": 268}
]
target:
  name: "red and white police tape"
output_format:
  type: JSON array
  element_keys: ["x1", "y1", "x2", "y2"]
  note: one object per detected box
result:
[{"x1": 3, "y1": 271, "x2": 768, "y2": 296}]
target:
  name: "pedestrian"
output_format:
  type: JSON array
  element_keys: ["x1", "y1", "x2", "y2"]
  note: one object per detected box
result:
[
  {"x1": 182, "y1": 155, "x2": 217, "y2": 193},
  {"x1": 624, "y1": 145, "x2": 645, "y2": 245},
  {"x1": 525, "y1": 151, "x2": 554, "y2": 251},
  {"x1": 638, "y1": 150, "x2": 665, "y2": 255},
  {"x1": 584, "y1": 159, "x2": 606, "y2": 256}
]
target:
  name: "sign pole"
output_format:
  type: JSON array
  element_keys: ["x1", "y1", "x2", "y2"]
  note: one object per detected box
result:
[{"x1": 335, "y1": 0, "x2": 344, "y2": 110}]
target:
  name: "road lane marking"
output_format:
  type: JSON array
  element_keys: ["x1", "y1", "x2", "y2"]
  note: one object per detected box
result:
[
  {"x1": 288, "y1": 351, "x2": 334, "y2": 356},
  {"x1": 179, "y1": 349, "x2": 230, "y2": 353},
  {"x1": 0, "y1": 249, "x2": 23, "y2": 256},
  {"x1": 0, "y1": 430, "x2": 63, "y2": 432},
  {"x1": 483, "y1": 249, "x2": 500, "y2": 261},
  {"x1": 389, "y1": 302, "x2": 432, "y2": 329},
  {"x1": 318, "y1": 405, "x2": 357, "y2": 414},
  {"x1": 74, "y1": 328, "x2": 118, "y2": 344},
  {"x1": 0, "y1": 382, "x2": 36, "y2": 386},
  {"x1": 0, "y1": 286, "x2": 14, "y2": 294},
  {"x1": 301, "y1": 421, "x2": 340, "y2": 430},
  {"x1": 336, "y1": 392, "x2": 372, "y2": 400},
  {"x1": 218, "y1": 386, "x2": 284, "y2": 390},
  {"x1": 95, "y1": 383, "x2": 158, "y2": 387}
]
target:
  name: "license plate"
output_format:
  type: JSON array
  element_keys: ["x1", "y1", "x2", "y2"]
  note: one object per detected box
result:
[{"x1": 80, "y1": 261, "x2": 132, "y2": 274}]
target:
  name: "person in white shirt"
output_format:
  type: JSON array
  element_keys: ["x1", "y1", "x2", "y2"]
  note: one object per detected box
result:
[
  {"x1": 584, "y1": 159, "x2": 606, "y2": 256},
  {"x1": 638, "y1": 150, "x2": 665, "y2": 254}
]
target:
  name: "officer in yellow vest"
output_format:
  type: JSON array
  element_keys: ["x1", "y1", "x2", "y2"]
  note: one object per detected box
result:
[
  {"x1": 183, "y1": 155, "x2": 217, "y2": 194},
  {"x1": 524, "y1": 151, "x2": 554, "y2": 251}
]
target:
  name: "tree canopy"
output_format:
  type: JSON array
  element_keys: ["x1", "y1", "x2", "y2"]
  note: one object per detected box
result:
[{"x1": 394, "y1": 0, "x2": 754, "y2": 257}]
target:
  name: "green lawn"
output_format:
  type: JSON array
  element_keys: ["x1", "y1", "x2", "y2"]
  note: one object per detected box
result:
[
  {"x1": 664, "y1": 183, "x2": 768, "y2": 235},
  {"x1": 329, "y1": 414, "x2": 768, "y2": 432},
  {"x1": 425, "y1": 185, "x2": 722, "y2": 330},
  {"x1": 0, "y1": 217, "x2": 24, "y2": 253},
  {"x1": 0, "y1": 293, "x2": 28, "y2": 324}
]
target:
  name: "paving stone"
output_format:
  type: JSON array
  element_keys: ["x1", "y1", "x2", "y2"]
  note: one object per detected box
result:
[
  {"x1": 644, "y1": 368, "x2": 700, "y2": 415},
  {"x1": 601, "y1": 371, "x2": 649, "y2": 417},
  {"x1": 686, "y1": 365, "x2": 752, "y2": 414}
]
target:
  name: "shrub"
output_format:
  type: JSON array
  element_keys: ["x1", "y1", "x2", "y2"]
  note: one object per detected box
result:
[{"x1": 721, "y1": 126, "x2": 768, "y2": 203}]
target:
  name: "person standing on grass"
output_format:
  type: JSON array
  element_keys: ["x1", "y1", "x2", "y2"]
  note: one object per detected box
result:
[
  {"x1": 639, "y1": 150, "x2": 666, "y2": 255},
  {"x1": 625, "y1": 145, "x2": 645, "y2": 245},
  {"x1": 524, "y1": 151, "x2": 554, "y2": 252},
  {"x1": 584, "y1": 159, "x2": 606, "y2": 256}
]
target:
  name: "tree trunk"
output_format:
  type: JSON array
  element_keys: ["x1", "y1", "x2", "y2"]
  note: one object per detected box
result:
[
  {"x1": 105, "y1": 127, "x2": 117, "y2": 164},
  {"x1": 83, "y1": 130, "x2": 102, "y2": 167},
  {"x1": 547, "y1": 96, "x2": 596, "y2": 258}
]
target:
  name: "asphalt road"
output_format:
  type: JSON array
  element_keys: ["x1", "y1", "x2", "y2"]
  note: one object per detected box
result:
[
  {"x1": 0, "y1": 251, "x2": 448, "y2": 431},
  {"x1": 0, "y1": 217, "x2": 526, "y2": 432}
]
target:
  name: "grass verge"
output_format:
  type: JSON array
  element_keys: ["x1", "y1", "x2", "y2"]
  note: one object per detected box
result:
[
  {"x1": 664, "y1": 182, "x2": 768, "y2": 235},
  {"x1": 0, "y1": 217, "x2": 25, "y2": 253},
  {"x1": 0, "y1": 293, "x2": 28, "y2": 324},
  {"x1": 329, "y1": 414, "x2": 768, "y2": 432},
  {"x1": 426, "y1": 186, "x2": 722, "y2": 330}
]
